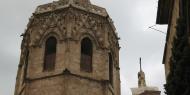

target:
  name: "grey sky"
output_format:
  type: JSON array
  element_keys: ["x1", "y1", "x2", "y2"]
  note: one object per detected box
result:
[{"x1": 0, "y1": 0, "x2": 167, "y2": 95}]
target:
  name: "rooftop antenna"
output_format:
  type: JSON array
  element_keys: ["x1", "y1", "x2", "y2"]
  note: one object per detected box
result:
[{"x1": 148, "y1": 25, "x2": 166, "y2": 35}]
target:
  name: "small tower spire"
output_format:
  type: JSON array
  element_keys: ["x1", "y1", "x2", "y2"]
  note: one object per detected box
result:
[
  {"x1": 138, "y1": 57, "x2": 146, "y2": 88},
  {"x1": 140, "y1": 57, "x2": 142, "y2": 71}
]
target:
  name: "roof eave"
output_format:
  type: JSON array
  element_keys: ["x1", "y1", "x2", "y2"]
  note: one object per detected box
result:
[{"x1": 156, "y1": 0, "x2": 171, "y2": 24}]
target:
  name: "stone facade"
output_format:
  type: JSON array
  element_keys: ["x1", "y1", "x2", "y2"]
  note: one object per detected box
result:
[
  {"x1": 163, "y1": 0, "x2": 180, "y2": 77},
  {"x1": 157, "y1": 0, "x2": 190, "y2": 78},
  {"x1": 157, "y1": 0, "x2": 190, "y2": 94},
  {"x1": 157, "y1": 0, "x2": 180, "y2": 77},
  {"x1": 14, "y1": 0, "x2": 121, "y2": 95}
]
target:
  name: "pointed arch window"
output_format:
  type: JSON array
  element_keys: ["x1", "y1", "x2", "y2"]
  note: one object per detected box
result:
[
  {"x1": 44, "y1": 37, "x2": 57, "y2": 71},
  {"x1": 109, "y1": 53, "x2": 113, "y2": 86},
  {"x1": 80, "y1": 38, "x2": 93, "y2": 72}
]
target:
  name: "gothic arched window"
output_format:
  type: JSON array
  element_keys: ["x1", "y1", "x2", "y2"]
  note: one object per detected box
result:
[
  {"x1": 44, "y1": 37, "x2": 57, "y2": 71},
  {"x1": 109, "y1": 53, "x2": 113, "y2": 86},
  {"x1": 80, "y1": 37, "x2": 93, "y2": 72}
]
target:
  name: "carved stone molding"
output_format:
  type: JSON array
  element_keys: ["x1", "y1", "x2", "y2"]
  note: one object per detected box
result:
[{"x1": 25, "y1": 7, "x2": 115, "y2": 49}]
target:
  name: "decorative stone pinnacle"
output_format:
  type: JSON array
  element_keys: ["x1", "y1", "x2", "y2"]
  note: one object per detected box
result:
[{"x1": 138, "y1": 57, "x2": 147, "y2": 88}]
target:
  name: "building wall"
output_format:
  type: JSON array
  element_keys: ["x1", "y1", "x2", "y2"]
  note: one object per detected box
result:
[
  {"x1": 163, "y1": 0, "x2": 180, "y2": 77},
  {"x1": 26, "y1": 75, "x2": 107, "y2": 95}
]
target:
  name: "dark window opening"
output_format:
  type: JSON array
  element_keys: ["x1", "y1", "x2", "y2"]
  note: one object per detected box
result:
[
  {"x1": 44, "y1": 37, "x2": 57, "y2": 71},
  {"x1": 80, "y1": 38, "x2": 93, "y2": 72},
  {"x1": 109, "y1": 53, "x2": 113, "y2": 86}
]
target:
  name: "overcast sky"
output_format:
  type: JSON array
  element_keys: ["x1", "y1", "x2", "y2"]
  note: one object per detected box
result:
[{"x1": 0, "y1": 0, "x2": 168, "y2": 95}]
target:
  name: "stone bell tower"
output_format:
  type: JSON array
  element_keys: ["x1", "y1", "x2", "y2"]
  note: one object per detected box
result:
[{"x1": 14, "y1": 0, "x2": 121, "y2": 95}]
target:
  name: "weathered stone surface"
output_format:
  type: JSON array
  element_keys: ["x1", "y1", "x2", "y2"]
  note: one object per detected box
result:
[
  {"x1": 162, "y1": 0, "x2": 180, "y2": 78},
  {"x1": 14, "y1": 0, "x2": 120, "y2": 95},
  {"x1": 131, "y1": 87, "x2": 160, "y2": 95}
]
